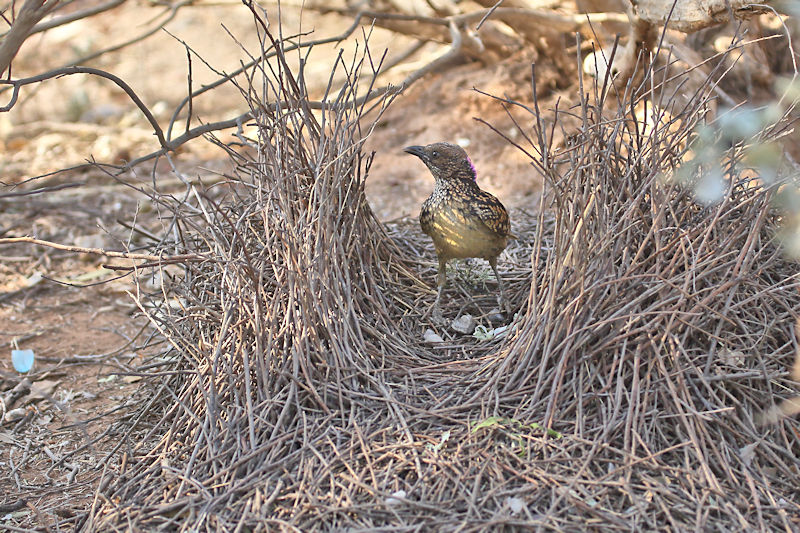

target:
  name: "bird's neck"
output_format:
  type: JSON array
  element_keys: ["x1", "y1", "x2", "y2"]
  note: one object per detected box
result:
[
  {"x1": 434, "y1": 174, "x2": 480, "y2": 194},
  {"x1": 433, "y1": 166, "x2": 477, "y2": 184}
]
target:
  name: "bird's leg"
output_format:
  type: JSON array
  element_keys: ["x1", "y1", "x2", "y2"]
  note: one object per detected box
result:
[
  {"x1": 430, "y1": 256, "x2": 447, "y2": 324},
  {"x1": 490, "y1": 257, "x2": 511, "y2": 315}
]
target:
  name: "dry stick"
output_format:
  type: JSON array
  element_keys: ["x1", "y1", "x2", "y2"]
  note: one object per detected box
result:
[
  {"x1": 0, "y1": 182, "x2": 84, "y2": 198},
  {"x1": 0, "y1": 236, "x2": 201, "y2": 262},
  {"x1": 316, "y1": 5, "x2": 628, "y2": 33},
  {"x1": 475, "y1": 0, "x2": 505, "y2": 31}
]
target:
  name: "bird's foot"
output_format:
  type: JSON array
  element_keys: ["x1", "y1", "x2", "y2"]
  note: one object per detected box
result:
[
  {"x1": 421, "y1": 298, "x2": 448, "y2": 326},
  {"x1": 497, "y1": 294, "x2": 512, "y2": 318},
  {"x1": 431, "y1": 304, "x2": 446, "y2": 326}
]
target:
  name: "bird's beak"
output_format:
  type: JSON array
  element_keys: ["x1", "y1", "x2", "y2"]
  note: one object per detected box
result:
[{"x1": 403, "y1": 145, "x2": 426, "y2": 159}]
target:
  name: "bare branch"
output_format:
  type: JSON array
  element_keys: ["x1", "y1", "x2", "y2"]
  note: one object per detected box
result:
[
  {"x1": 0, "y1": 182, "x2": 83, "y2": 198},
  {"x1": 122, "y1": 110, "x2": 255, "y2": 169},
  {"x1": 0, "y1": 0, "x2": 60, "y2": 76},
  {"x1": 0, "y1": 66, "x2": 168, "y2": 147},
  {"x1": 475, "y1": 0, "x2": 504, "y2": 31},
  {"x1": 0, "y1": 236, "x2": 203, "y2": 262},
  {"x1": 20, "y1": 0, "x2": 124, "y2": 37},
  {"x1": 313, "y1": 5, "x2": 629, "y2": 34},
  {"x1": 58, "y1": 0, "x2": 188, "y2": 69}
]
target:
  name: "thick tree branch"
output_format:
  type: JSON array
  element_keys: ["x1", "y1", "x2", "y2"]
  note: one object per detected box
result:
[
  {"x1": 314, "y1": 5, "x2": 629, "y2": 34},
  {"x1": 0, "y1": 0, "x2": 60, "y2": 76}
]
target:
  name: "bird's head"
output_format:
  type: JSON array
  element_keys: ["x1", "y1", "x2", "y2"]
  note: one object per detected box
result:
[{"x1": 403, "y1": 142, "x2": 477, "y2": 182}]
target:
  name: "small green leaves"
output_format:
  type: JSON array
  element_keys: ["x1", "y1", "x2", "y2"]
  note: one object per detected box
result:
[
  {"x1": 470, "y1": 415, "x2": 506, "y2": 433},
  {"x1": 425, "y1": 430, "x2": 451, "y2": 453},
  {"x1": 470, "y1": 416, "x2": 561, "y2": 439}
]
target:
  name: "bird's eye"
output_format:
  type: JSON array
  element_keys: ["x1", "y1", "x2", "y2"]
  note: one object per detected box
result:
[{"x1": 431, "y1": 150, "x2": 438, "y2": 157}]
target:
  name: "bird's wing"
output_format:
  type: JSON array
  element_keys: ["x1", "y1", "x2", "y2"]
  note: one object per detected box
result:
[
  {"x1": 469, "y1": 192, "x2": 510, "y2": 238},
  {"x1": 419, "y1": 199, "x2": 436, "y2": 237}
]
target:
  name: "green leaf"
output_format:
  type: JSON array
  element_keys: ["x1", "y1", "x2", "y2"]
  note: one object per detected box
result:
[
  {"x1": 546, "y1": 428, "x2": 562, "y2": 439},
  {"x1": 471, "y1": 416, "x2": 504, "y2": 433},
  {"x1": 428, "y1": 429, "x2": 451, "y2": 452}
]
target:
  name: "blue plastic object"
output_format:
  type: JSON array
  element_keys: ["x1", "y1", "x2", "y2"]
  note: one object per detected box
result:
[{"x1": 11, "y1": 349, "x2": 35, "y2": 373}]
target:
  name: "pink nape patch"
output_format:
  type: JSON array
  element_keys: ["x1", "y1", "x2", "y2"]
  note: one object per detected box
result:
[{"x1": 466, "y1": 156, "x2": 477, "y2": 181}]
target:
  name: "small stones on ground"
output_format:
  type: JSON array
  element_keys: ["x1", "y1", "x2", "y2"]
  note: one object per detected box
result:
[
  {"x1": 4, "y1": 407, "x2": 27, "y2": 422},
  {"x1": 487, "y1": 308, "x2": 505, "y2": 324},
  {"x1": 423, "y1": 329, "x2": 444, "y2": 343},
  {"x1": 505, "y1": 496, "x2": 526, "y2": 515},
  {"x1": 385, "y1": 490, "x2": 407, "y2": 507},
  {"x1": 451, "y1": 314, "x2": 476, "y2": 335}
]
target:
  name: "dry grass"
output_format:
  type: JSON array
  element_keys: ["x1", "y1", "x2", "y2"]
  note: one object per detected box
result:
[{"x1": 81, "y1": 10, "x2": 800, "y2": 532}]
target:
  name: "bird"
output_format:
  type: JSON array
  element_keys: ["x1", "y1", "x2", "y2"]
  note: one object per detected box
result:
[{"x1": 404, "y1": 142, "x2": 512, "y2": 320}]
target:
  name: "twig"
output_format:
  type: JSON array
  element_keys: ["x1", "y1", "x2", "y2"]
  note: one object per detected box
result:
[
  {"x1": 58, "y1": 0, "x2": 189, "y2": 69},
  {"x1": 475, "y1": 0, "x2": 504, "y2": 31},
  {"x1": 0, "y1": 236, "x2": 202, "y2": 262},
  {"x1": 0, "y1": 182, "x2": 84, "y2": 198},
  {"x1": 0, "y1": 66, "x2": 166, "y2": 144}
]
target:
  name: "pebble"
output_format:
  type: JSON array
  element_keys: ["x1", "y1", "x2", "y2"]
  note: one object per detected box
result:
[{"x1": 451, "y1": 314, "x2": 476, "y2": 335}]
